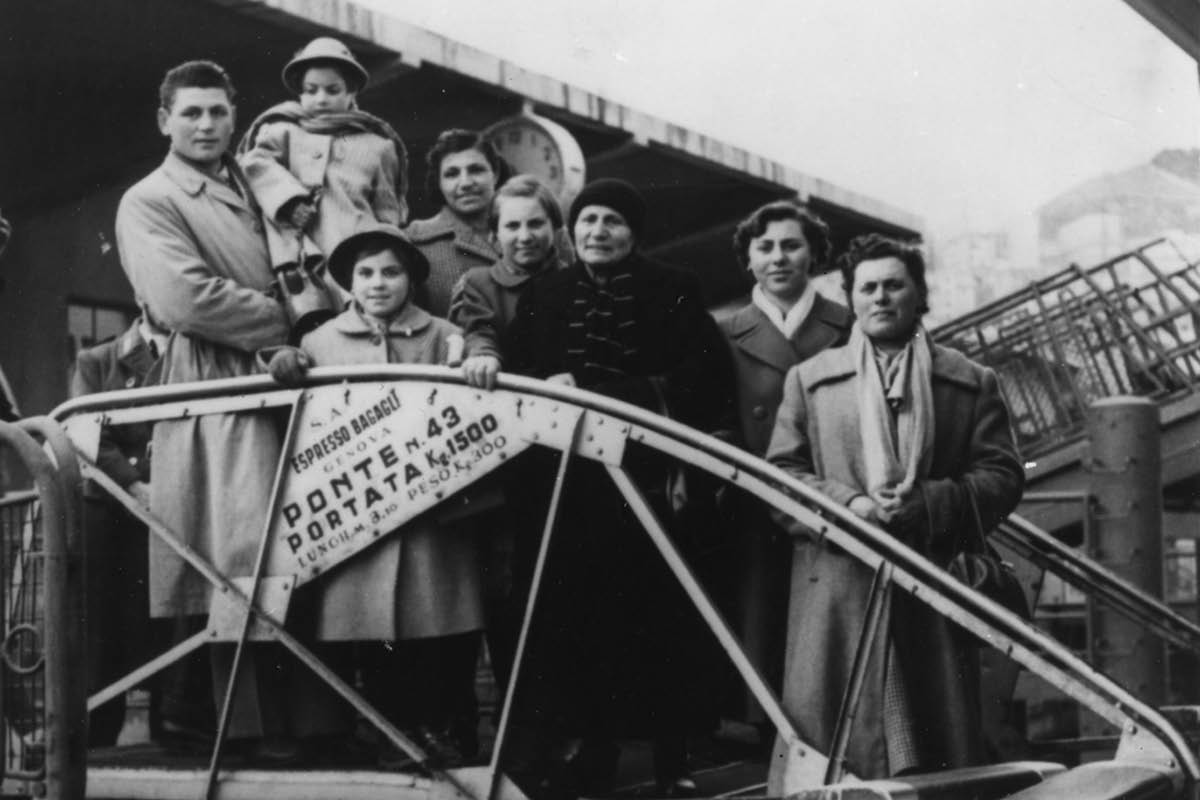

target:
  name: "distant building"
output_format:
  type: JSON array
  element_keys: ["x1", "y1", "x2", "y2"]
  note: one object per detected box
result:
[
  {"x1": 927, "y1": 230, "x2": 1038, "y2": 324},
  {"x1": 1038, "y1": 150, "x2": 1200, "y2": 270}
]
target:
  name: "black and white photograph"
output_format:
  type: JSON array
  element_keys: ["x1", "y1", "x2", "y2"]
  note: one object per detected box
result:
[{"x1": 3, "y1": 2, "x2": 1200, "y2": 799}]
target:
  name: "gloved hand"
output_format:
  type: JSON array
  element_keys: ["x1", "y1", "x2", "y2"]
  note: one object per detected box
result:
[{"x1": 268, "y1": 347, "x2": 312, "y2": 386}]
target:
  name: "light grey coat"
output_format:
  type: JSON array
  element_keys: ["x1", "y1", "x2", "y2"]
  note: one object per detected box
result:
[
  {"x1": 765, "y1": 342, "x2": 1024, "y2": 783},
  {"x1": 116, "y1": 152, "x2": 289, "y2": 618},
  {"x1": 295, "y1": 304, "x2": 484, "y2": 641}
]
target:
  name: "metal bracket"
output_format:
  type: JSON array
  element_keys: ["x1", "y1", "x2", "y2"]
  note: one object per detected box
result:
[
  {"x1": 61, "y1": 414, "x2": 102, "y2": 463},
  {"x1": 573, "y1": 411, "x2": 627, "y2": 465},
  {"x1": 206, "y1": 576, "x2": 294, "y2": 642}
]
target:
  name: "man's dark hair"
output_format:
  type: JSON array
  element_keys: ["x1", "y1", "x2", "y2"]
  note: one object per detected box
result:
[
  {"x1": 159, "y1": 60, "x2": 236, "y2": 110},
  {"x1": 838, "y1": 233, "x2": 929, "y2": 315}
]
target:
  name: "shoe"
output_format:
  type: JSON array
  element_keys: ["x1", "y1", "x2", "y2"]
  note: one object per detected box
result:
[
  {"x1": 377, "y1": 742, "x2": 420, "y2": 771},
  {"x1": 306, "y1": 734, "x2": 373, "y2": 767},
  {"x1": 253, "y1": 736, "x2": 303, "y2": 766},
  {"x1": 412, "y1": 725, "x2": 464, "y2": 770},
  {"x1": 556, "y1": 737, "x2": 619, "y2": 796},
  {"x1": 158, "y1": 719, "x2": 214, "y2": 755},
  {"x1": 451, "y1": 717, "x2": 481, "y2": 761},
  {"x1": 656, "y1": 776, "x2": 701, "y2": 798}
]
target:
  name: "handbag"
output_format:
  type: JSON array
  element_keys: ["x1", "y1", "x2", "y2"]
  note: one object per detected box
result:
[{"x1": 946, "y1": 484, "x2": 1031, "y2": 640}]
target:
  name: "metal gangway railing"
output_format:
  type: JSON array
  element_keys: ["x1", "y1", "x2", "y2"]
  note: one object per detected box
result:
[
  {"x1": 6, "y1": 368, "x2": 1199, "y2": 799},
  {"x1": 0, "y1": 418, "x2": 86, "y2": 800},
  {"x1": 931, "y1": 236, "x2": 1200, "y2": 458}
]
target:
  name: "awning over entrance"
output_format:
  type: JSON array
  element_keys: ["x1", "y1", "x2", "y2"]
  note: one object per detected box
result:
[{"x1": 1, "y1": 0, "x2": 921, "y2": 306}]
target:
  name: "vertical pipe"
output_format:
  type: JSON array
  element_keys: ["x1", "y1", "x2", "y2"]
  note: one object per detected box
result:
[{"x1": 1082, "y1": 397, "x2": 1165, "y2": 737}]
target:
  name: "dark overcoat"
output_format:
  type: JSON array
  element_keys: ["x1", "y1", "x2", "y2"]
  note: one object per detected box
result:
[
  {"x1": 719, "y1": 295, "x2": 852, "y2": 456},
  {"x1": 765, "y1": 342, "x2": 1023, "y2": 787},
  {"x1": 505, "y1": 255, "x2": 735, "y2": 735},
  {"x1": 716, "y1": 295, "x2": 851, "y2": 715},
  {"x1": 71, "y1": 323, "x2": 158, "y2": 744}
]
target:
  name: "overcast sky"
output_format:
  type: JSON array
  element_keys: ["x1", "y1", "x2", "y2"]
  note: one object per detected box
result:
[{"x1": 361, "y1": 0, "x2": 1200, "y2": 235}]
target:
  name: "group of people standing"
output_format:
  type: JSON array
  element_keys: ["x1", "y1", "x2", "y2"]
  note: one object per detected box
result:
[{"x1": 75, "y1": 33, "x2": 1023, "y2": 800}]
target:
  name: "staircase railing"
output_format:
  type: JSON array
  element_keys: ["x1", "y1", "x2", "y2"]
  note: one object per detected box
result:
[
  {"x1": 994, "y1": 512, "x2": 1200, "y2": 655},
  {"x1": 932, "y1": 237, "x2": 1200, "y2": 457}
]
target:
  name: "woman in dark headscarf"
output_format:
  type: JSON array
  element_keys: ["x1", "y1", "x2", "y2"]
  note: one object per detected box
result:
[{"x1": 507, "y1": 178, "x2": 735, "y2": 797}]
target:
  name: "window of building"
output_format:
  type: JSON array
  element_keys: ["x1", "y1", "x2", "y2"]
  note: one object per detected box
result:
[{"x1": 65, "y1": 301, "x2": 136, "y2": 378}]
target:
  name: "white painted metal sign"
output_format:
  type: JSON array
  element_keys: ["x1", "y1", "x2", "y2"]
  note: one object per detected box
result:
[{"x1": 268, "y1": 382, "x2": 542, "y2": 582}]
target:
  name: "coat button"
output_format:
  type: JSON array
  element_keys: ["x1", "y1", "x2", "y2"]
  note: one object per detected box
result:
[
  {"x1": 313, "y1": 150, "x2": 324, "y2": 159},
  {"x1": 370, "y1": 335, "x2": 382, "y2": 346},
  {"x1": 752, "y1": 405, "x2": 767, "y2": 420},
  {"x1": 125, "y1": 376, "x2": 137, "y2": 388}
]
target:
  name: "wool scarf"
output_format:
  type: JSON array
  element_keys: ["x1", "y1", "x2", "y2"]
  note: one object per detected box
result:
[
  {"x1": 564, "y1": 264, "x2": 640, "y2": 387},
  {"x1": 851, "y1": 322, "x2": 935, "y2": 498},
  {"x1": 751, "y1": 282, "x2": 817, "y2": 340}
]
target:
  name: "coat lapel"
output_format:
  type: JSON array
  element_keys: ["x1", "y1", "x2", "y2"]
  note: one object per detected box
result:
[
  {"x1": 792, "y1": 295, "x2": 852, "y2": 361},
  {"x1": 727, "y1": 305, "x2": 796, "y2": 374},
  {"x1": 160, "y1": 152, "x2": 258, "y2": 217},
  {"x1": 728, "y1": 295, "x2": 851, "y2": 374}
]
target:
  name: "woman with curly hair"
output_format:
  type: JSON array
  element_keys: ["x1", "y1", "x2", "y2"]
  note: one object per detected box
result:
[
  {"x1": 407, "y1": 129, "x2": 508, "y2": 317},
  {"x1": 766, "y1": 234, "x2": 1023, "y2": 787}
]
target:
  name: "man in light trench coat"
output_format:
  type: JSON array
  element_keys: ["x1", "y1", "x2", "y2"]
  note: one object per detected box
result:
[{"x1": 115, "y1": 60, "x2": 338, "y2": 754}]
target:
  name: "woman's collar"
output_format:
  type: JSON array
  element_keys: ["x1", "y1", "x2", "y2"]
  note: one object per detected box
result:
[
  {"x1": 490, "y1": 254, "x2": 554, "y2": 287},
  {"x1": 337, "y1": 302, "x2": 433, "y2": 336}
]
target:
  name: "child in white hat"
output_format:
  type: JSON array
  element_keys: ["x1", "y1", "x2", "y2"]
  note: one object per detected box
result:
[{"x1": 239, "y1": 38, "x2": 409, "y2": 285}]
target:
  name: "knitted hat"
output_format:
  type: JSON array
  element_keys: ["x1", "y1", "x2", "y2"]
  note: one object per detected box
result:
[
  {"x1": 568, "y1": 178, "x2": 647, "y2": 241},
  {"x1": 327, "y1": 222, "x2": 430, "y2": 291},
  {"x1": 282, "y1": 37, "x2": 370, "y2": 95}
]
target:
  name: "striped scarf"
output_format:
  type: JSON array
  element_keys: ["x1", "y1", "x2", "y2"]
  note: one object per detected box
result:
[{"x1": 565, "y1": 265, "x2": 640, "y2": 387}]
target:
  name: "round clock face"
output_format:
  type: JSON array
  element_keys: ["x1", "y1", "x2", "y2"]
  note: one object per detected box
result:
[
  {"x1": 485, "y1": 113, "x2": 586, "y2": 209},
  {"x1": 493, "y1": 122, "x2": 567, "y2": 192}
]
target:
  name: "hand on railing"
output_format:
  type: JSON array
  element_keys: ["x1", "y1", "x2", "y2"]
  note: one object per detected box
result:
[
  {"x1": 461, "y1": 355, "x2": 500, "y2": 390},
  {"x1": 127, "y1": 480, "x2": 151, "y2": 509},
  {"x1": 267, "y1": 347, "x2": 312, "y2": 386}
]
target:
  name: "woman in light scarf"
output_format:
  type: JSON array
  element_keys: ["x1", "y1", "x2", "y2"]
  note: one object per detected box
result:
[{"x1": 765, "y1": 234, "x2": 1023, "y2": 788}]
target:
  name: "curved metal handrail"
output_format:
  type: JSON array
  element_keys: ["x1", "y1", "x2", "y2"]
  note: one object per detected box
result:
[
  {"x1": 996, "y1": 513, "x2": 1200, "y2": 654},
  {"x1": 50, "y1": 366, "x2": 1200, "y2": 788},
  {"x1": 0, "y1": 420, "x2": 84, "y2": 800}
]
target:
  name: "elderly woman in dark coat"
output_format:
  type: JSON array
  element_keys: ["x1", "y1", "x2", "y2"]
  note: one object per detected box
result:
[
  {"x1": 507, "y1": 178, "x2": 735, "y2": 797},
  {"x1": 765, "y1": 234, "x2": 1023, "y2": 790},
  {"x1": 718, "y1": 201, "x2": 851, "y2": 723}
]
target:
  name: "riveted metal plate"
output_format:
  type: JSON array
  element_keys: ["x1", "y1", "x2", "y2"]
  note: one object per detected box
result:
[{"x1": 207, "y1": 576, "x2": 294, "y2": 642}]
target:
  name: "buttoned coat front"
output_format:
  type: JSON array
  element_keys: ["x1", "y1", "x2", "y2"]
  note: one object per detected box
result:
[
  {"x1": 765, "y1": 342, "x2": 1023, "y2": 787},
  {"x1": 293, "y1": 305, "x2": 484, "y2": 641},
  {"x1": 241, "y1": 120, "x2": 405, "y2": 266},
  {"x1": 116, "y1": 152, "x2": 289, "y2": 619},
  {"x1": 719, "y1": 294, "x2": 852, "y2": 456},
  {"x1": 407, "y1": 207, "x2": 500, "y2": 318}
]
